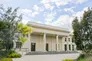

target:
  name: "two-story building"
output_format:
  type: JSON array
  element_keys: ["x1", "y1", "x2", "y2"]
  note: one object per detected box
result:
[{"x1": 15, "y1": 22, "x2": 76, "y2": 52}]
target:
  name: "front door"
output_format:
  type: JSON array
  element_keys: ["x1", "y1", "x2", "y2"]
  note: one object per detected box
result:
[
  {"x1": 64, "y1": 44, "x2": 67, "y2": 51},
  {"x1": 31, "y1": 43, "x2": 36, "y2": 51},
  {"x1": 46, "y1": 43, "x2": 49, "y2": 51}
]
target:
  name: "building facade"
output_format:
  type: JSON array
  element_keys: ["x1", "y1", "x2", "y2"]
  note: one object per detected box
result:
[{"x1": 15, "y1": 22, "x2": 76, "y2": 52}]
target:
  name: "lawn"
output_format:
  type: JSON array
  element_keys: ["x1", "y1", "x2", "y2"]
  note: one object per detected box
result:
[
  {"x1": 78, "y1": 54, "x2": 92, "y2": 61},
  {"x1": 0, "y1": 58, "x2": 12, "y2": 61}
]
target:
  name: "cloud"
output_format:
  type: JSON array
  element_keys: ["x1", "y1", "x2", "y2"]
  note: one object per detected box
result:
[
  {"x1": 72, "y1": 7, "x2": 88, "y2": 20},
  {"x1": 32, "y1": 12, "x2": 39, "y2": 17},
  {"x1": 51, "y1": 15, "x2": 73, "y2": 30},
  {"x1": 44, "y1": 3, "x2": 54, "y2": 10},
  {"x1": 64, "y1": 7, "x2": 75, "y2": 13},
  {"x1": 18, "y1": 9, "x2": 39, "y2": 24},
  {"x1": 75, "y1": 0, "x2": 87, "y2": 4},
  {"x1": 33, "y1": 5, "x2": 39, "y2": 11},
  {"x1": 19, "y1": 9, "x2": 39, "y2": 17},
  {"x1": 41, "y1": 0, "x2": 87, "y2": 7},
  {"x1": 47, "y1": 7, "x2": 88, "y2": 30},
  {"x1": 45, "y1": 12, "x2": 56, "y2": 24},
  {"x1": 20, "y1": 9, "x2": 32, "y2": 14},
  {"x1": 0, "y1": 0, "x2": 11, "y2": 4}
]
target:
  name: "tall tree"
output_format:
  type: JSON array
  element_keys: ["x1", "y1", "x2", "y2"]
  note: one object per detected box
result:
[
  {"x1": 72, "y1": 17, "x2": 83, "y2": 50},
  {"x1": 0, "y1": 6, "x2": 22, "y2": 51},
  {"x1": 80, "y1": 9, "x2": 92, "y2": 53},
  {"x1": 72, "y1": 8, "x2": 92, "y2": 53}
]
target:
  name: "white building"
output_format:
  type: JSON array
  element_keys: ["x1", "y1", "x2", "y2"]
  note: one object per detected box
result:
[{"x1": 15, "y1": 22, "x2": 76, "y2": 52}]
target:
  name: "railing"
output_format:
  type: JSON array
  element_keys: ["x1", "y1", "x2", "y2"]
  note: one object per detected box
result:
[
  {"x1": 14, "y1": 48, "x2": 29, "y2": 54},
  {"x1": 26, "y1": 51, "x2": 79, "y2": 55}
]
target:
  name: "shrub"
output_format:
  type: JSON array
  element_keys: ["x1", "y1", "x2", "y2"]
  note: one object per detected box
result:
[
  {"x1": 8, "y1": 50, "x2": 15, "y2": 54},
  {"x1": 77, "y1": 54, "x2": 85, "y2": 60},
  {"x1": 0, "y1": 58, "x2": 12, "y2": 61},
  {"x1": 63, "y1": 59, "x2": 74, "y2": 61},
  {"x1": 8, "y1": 52, "x2": 21, "y2": 58}
]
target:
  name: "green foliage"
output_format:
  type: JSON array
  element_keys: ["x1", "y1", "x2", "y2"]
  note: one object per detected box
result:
[
  {"x1": 78, "y1": 59, "x2": 85, "y2": 61},
  {"x1": 0, "y1": 41, "x2": 4, "y2": 50},
  {"x1": 77, "y1": 54, "x2": 92, "y2": 61},
  {"x1": 17, "y1": 23, "x2": 32, "y2": 44},
  {"x1": 72, "y1": 8, "x2": 92, "y2": 52},
  {"x1": 17, "y1": 23, "x2": 32, "y2": 35},
  {"x1": 72, "y1": 17, "x2": 83, "y2": 50},
  {"x1": 0, "y1": 6, "x2": 22, "y2": 50},
  {"x1": 19, "y1": 37, "x2": 28, "y2": 43},
  {"x1": 77, "y1": 54, "x2": 85, "y2": 60},
  {"x1": 8, "y1": 52, "x2": 21, "y2": 58},
  {"x1": 63, "y1": 59, "x2": 74, "y2": 61},
  {"x1": 0, "y1": 58, "x2": 12, "y2": 61}
]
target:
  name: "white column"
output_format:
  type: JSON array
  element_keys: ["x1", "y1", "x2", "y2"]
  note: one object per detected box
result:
[
  {"x1": 28, "y1": 33, "x2": 31, "y2": 52},
  {"x1": 61, "y1": 37, "x2": 65, "y2": 51},
  {"x1": 43, "y1": 33, "x2": 46, "y2": 52},
  {"x1": 67, "y1": 38, "x2": 69, "y2": 51},
  {"x1": 56, "y1": 35, "x2": 59, "y2": 51}
]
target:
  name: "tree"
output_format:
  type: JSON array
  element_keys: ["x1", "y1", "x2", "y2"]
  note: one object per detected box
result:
[
  {"x1": 80, "y1": 9, "x2": 92, "y2": 53},
  {"x1": 72, "y1": 17, "x2": 83, "y2": 50},
  {"x1": 0, "y1": 6, "x2": 22, "y2": 51},
  {"x1": 17, "y1": 23, "x2": 32, "y2": 44},
  {"x1": 72, "y1": 8, "x2": 92, "y2": 53}
]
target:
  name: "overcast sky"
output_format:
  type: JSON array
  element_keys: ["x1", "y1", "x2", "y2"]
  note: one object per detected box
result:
[{"x1": 0, "y1": 0, "x2": 92, "y2": 30}]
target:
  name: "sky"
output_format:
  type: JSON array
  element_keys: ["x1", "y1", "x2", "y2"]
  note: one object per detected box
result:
[{"x1": 0, "y1": 0, "x2": 92, "y2": 30}]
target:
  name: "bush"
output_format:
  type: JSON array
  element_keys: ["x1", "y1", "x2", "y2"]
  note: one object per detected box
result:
[
  {"x1": 77, "y1": 58, "x2": 85, "y2": 61},
  {"x1": 8, "y1": 52, "x2": 21, "y2": 58},
  {"x1": 63, "y1": 59, "x2": 74, "y2": 61},
  {"x1": 77, "y1": 54, "x2": 85, "y2": 60},
  {"x1": 0, "y1": 58, "x2": 12, "y2": 61}
]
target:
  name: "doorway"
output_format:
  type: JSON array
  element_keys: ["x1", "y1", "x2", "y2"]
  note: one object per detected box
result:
[
  {"x1": 31, "y1": 43, "x2": 36, "y2": 51},
  {"x1": 46, "y1": 43, "x2": 49, "y2": 51},
  {"x1": 64, "y1": 44, "x2": 67, "y2": 51}
]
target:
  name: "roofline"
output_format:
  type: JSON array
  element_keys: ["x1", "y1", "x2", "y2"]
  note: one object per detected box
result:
[{"x1": 27, "y1": 21, "x2": 70, "y2": 33}]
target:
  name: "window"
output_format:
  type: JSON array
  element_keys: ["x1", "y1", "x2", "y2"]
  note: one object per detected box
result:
[
  {"x1": 68, "y1": 38, "x2": 70, "y2": 42},
  {"x1": 72, "y1": 38, "x2": 74, "y2": 42},
  {"x1": 69, "y1": 45, "x2": 71, "y2": 50},
  {"x1": 16, "y1": 42, "x2": 22, "y2": 48},
  {"x1": 65, "y1": 38, "x2": 67, "y2": 41},
  {"x1": 72, "y1": 45, "x2": 74, "y2": 51}
]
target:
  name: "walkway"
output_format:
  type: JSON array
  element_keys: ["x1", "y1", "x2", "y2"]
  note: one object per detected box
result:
[{"x1": 13, "y1": 52, "x2": 80, "y2": 61}]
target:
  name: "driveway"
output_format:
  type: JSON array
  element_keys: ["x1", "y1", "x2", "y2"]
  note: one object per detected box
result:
[{"x1": 13, "y1": 53, "x2": 80, "y2": 61}]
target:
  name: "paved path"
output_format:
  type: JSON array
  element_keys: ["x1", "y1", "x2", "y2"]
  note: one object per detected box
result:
[{"x1": 13, "y1": 53, "x2": 80, "y2": 61}]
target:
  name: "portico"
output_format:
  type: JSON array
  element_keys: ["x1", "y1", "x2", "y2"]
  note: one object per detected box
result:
[{"x1": 20, "y1": 22, "x2": 76, "y2": 52}]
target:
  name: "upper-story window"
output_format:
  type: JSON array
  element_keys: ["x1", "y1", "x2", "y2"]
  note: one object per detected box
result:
[
  {"x1": 69, "y1": 44, "x2": 71, "y2": 50},
  {"x1": 72, "y1": 38, "x2": 74, "y2": 42},
  {"x1": 68, "y1": 38, "x2": 70, "y2": 42},
  {"x1": 65, "y1": 38, "x2": 67, "y2": 42}
]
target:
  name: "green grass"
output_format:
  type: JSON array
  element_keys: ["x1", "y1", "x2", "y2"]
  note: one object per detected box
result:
[
  {"x1": 0, "y1": 58, "x2": 12, "y2": 61},
  {"x1": 63, "y1": 59, "x2": 74, "y2": 61}
]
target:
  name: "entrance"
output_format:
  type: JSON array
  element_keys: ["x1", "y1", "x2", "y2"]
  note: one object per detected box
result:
[
  {"x1": 31, "y1": 43, "x2": 36, "y2": 51},
  {"x1": 64, "y1": 44, "x2": 67, "y2": 51},
  {"x1": 46, "y1": 43, "x2": 49, "y2": 51}
]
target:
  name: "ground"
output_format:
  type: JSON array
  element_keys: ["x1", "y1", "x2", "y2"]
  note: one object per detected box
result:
[{"x1": 13, "y1": 53, "x2": 80, "y2": 61}]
